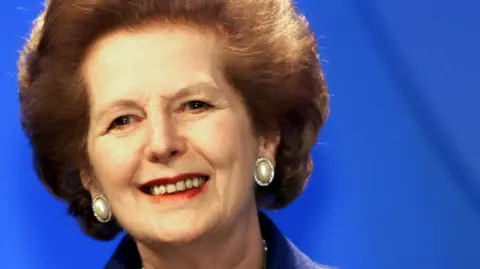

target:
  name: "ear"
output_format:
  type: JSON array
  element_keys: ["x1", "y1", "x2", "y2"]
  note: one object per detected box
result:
[
  {"x1": 80, "y1": 170, "x2": 102, "y2": 197},
  {"x1": 257, "y1": 132, "x2": 281, "y2": 164}
]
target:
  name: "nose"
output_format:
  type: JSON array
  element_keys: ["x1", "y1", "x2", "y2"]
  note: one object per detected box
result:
[{"x1": 144, "y1": 114, "x2": 186, "y2": 164}]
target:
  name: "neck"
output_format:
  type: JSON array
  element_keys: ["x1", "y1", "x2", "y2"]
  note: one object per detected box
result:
[{"x1": 137, "y1": 207, "x2": 265, "y2": 269}]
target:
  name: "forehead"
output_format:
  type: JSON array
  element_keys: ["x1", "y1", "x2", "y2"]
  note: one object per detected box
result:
[{"x1": 82, "y1": 24, "x2": 224, "y2": 102}]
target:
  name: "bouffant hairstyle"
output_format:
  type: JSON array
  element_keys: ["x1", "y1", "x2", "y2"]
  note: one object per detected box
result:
[{"x1": 18, "y1": 0, "x2": 328, "y2": 241}]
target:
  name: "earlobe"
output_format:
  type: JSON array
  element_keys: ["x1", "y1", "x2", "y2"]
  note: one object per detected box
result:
[
  {"x1": 258, "y1": 132, "x2": 281, "y2": 162},
  {"x1": 80, "y1": 170, "x2": 112, "y2": 223},
  {"x1": 80, "y1": 170, "x2": 101, "y2": 196}
]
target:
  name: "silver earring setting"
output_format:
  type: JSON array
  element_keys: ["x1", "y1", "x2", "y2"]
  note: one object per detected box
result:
[
  {"x1": 92, "y1": 194, "x2": 112, "y2": 223},
  {"x1": 254, "y1": 156, "x2": 275, "y2": 187}
]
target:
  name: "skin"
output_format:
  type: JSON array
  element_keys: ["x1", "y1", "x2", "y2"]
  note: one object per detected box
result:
[{"x1": 81, "y1": 24, "x2": 279, "y2": 269}]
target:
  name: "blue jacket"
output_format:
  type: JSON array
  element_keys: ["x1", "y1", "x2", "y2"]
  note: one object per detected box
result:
[{"x1": 105, "y1": 212, "x2": 331, "y2": 269}]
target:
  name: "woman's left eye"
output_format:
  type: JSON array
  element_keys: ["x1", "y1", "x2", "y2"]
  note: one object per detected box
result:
[{"x1": 183, "y1": 100, "x2": 212, "y2": 112}]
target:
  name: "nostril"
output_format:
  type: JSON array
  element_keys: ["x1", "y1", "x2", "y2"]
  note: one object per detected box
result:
[
  {"x1": 149, "y1": 149, "x2": 179, "y2": 163},
  {"x1": 165, "y1": 150, "x2": 179, "y2": 160}
]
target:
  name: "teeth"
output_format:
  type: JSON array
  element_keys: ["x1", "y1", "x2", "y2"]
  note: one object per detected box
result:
[
  {"x1": 166, "y1": 184, "x2": 176, "y2": 194},
  {"x1": 159, "y1": 185, "x2": 166, "y2": 195},
  {"x1": 186, "y1": 179, "x2": 193, "y2": 189},
  {"x1": 176, "y1": 180, "x2": 186, "y2": 191},
  {"x1": 148, "y1": 177, "x2": 207, "y2": 195}
]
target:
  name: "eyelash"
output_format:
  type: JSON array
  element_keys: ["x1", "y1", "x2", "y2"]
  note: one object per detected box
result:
[
  {"x1": 107, "y1": 100, "x2": 212, "y2": 131},
  {"x1": 181, "y1": 100, "x2": 212, "y2": 113},
  {"x1": 108, "y1": 115, "x2": 135, "y2": 131}
]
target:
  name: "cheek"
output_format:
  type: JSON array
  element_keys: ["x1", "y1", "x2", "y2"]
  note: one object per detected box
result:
[
  {"x1": 195, "y1": 111, "x2": 255, "y2": 156},
  {"x1": 89, "y1": 131, "x2": 145, "y2": 186},
  {"x1": 186, "y1": 109, "x2": 258, "y2": 183}
]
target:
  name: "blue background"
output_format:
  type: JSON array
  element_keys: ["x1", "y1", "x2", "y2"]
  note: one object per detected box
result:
[{"x1": 2, "y1": 0, "x2": 479, "y2": 268}]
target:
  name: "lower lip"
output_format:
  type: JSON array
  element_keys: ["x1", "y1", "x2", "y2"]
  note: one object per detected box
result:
[{"x1": 142, "y1": 181, "x2": 209, "y2": 204}]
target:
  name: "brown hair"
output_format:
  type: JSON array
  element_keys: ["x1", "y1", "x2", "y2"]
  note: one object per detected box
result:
[{"x1": 18, "y1": 0, "x2": 328, "y2": 241}]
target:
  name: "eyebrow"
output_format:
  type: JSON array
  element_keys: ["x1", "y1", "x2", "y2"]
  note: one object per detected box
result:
[
  {"x1": 92, "y1": 99, "x2": 139, "y2": 124},
  {"x1": 92, "y1": 82, "x2": 221, "y2": 123},
  {"x1": 167, "y1": 82, "x2": 219, "y2": 100}
]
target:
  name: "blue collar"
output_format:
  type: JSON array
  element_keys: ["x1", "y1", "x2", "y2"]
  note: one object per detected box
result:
[{"x1": 105, "y1": 212, "x2": 321, "y2": 269}]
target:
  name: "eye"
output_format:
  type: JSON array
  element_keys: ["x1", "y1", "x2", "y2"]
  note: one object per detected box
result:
[
  {"x1": 182, "y1": 100, "x2": 212, "y2": 113},
  {"x1": 108, "y1": 115, "x2": 136, "y2": 131}
]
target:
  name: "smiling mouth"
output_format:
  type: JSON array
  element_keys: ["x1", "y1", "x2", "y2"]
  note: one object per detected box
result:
[{"x1": 139, "y1": 175, "x2": 210, "y2": 196}]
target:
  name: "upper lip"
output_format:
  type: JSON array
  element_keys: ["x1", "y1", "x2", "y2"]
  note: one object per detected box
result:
[{"x1": 140, "y1": 173, "x2": 209, "y2": 188}]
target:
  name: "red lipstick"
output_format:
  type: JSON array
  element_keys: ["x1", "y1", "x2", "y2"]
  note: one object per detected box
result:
[
  {"x1": 141, "y1": 173, "x2": 208, "y2": 187},
  {"x1": 139, "y1": 173, "x2": 210, "y2": 204}
]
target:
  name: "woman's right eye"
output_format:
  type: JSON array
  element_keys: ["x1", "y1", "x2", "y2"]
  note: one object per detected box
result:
[{"x1": 108, "y1": 115, "x2": 135, "y2": 131}]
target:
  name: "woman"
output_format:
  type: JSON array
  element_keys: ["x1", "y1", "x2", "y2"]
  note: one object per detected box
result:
[{"x1": 18, "y1": 0, "x2": 329, "y2": 268}]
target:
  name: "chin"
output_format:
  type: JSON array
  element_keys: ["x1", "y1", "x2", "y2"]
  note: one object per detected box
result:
[
  {"x1": 140, "y1": 211, "x2": 220, "y2": 245},
  {"x1": 153, "y1": 228, "x2": 205, "y2": 244}
]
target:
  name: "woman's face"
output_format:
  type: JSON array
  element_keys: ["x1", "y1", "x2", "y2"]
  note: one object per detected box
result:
[{"x1": 82, "y1": 25, "x2": 278, "y2": 243}]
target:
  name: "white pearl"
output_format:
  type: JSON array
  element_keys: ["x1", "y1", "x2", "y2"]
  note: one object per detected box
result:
[
  {"x1": 93, "y1": 198, "x2": 110, "y2": 220},
  {"x1": 256, "y1": 160, "x2": 272, "y2": 183}
]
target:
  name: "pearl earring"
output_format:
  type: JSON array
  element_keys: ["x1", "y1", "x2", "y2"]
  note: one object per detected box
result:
[
  {"x1": 254, "y1": 157, "x2": 275, "y2": 186},
  {"x1": 92, "y1": 194, "x2": 112, "y2": 223}
]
